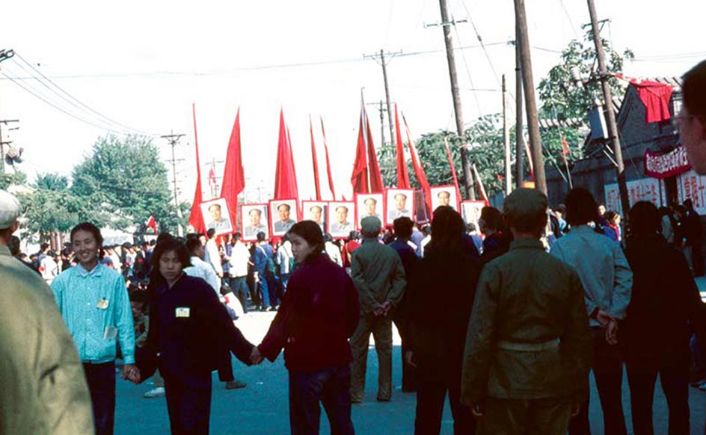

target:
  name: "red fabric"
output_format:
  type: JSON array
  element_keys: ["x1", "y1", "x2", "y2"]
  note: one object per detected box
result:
[
  {"x1": 309, "y1": 117, "x2": 322, "y2": 200},
  {"x1": 320, "y1": 117, "x2": 337, "y2": 200},
  {"x1": 220, "y1": 108, "x2": 246, "y2": 230},
  {"x1": 351, "y1": 112, "x2": 370, "y2": 194},
  {"x1": 365, "y1": 109, "x2": 384, "y2": 193},
  {"x1": 274, "y1": 109, "x2": 299, "y2": 200},
  {"x1": 146, "y1": 215, "x2": 158, "y2": 233},
  {"x1": 443, "y1": 138, "x2": 463, "y2": 204},
  {"x1": 188, "y1": 103, "x2": 205, "y2": 233},
  {"x1": 561, "y1": 135, "x2": 570, "y2": 157},
  {"x1": 472, "y1": 164, "x2": 488, "y2": 203},
  {"x1": 632, "y1": 81, "x2": 674, "y2": 123},
  {"x1": 394, "y1": 104, "x2": 410, "y2": 189},
  {"x1": 402, "y1": 112, "x2": 432, "y2": 214}
]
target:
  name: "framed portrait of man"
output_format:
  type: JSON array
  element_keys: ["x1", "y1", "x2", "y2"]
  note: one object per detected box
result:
[
  {"x1": 431, "y1": 185, "x2": 458, "y2": 211},
  {"x1": 301, "y1": 201, "x2": 328, "y2": 233},
  {"x1": 327, "y1": 201, "x2": 355, "y2": 239},
  {"x1": 200, "y1": 198, "x2": 234, "y2": 236},
  {"x1": 461, "y1": 200, "x2": 486, "y2": 229},
  {"x1": 241, "y1": 203, "x2": 269, "y2": 241},
  {"x1": 269, "y1": 199, "x2": 299, "y2": 236},
  {"x1": 355, "y1": 193, "x2": 384, "y2": 229},
  {"x1": 385, "y1": 188, "x2": 414, "y2": 225}
]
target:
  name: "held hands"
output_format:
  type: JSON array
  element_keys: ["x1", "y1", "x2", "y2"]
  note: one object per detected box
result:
[
  {"x1": 250, "y1": 346, "x2": 264, "y2": 365},
  {"x1": 470, "y1": 402, "x2": 484, "y2": 418},
  {"x1": 596, "y1": 309, "x2": 619, "y2": 345},
  {"x1": 373, "y1": 301, "x2": 392, "y2": 317},
  {"x1": 404, "y1": 350, "x2": 417, "y2": 368},
  {"x1": 122, "y1": 364, "x2": 141, "y2": 384}
]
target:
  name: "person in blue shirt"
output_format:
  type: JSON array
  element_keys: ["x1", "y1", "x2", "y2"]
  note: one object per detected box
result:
[
  {"x1": 252, "y1": 231, "x2": 276, "y2": 311},
  {"x1": 52, "y1": 222, "x2": 138, "y2": 435}
]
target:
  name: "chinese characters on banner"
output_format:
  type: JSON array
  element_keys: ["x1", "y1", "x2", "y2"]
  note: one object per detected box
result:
[
  {"x1": 604, "y1": 178, "x2": 664, "y2": 215},
  {"x1": 677, "y1": 170, "x2": 706, "y2": 214}
]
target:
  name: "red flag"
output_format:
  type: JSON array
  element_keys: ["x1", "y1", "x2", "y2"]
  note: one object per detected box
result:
[
  {"x1": 207, "y1": 163, "x2": 217, "y2": 193},
  {"x1": 320, "y1": 117, "x2": 337, "y2": 200},
  {"x1": 220, "y1": 108, "x2": 245, "y2": 230},
  {"x1": 309, "y1": 116, "x2": 322, "y2": 200},
  {"x1": 443, "y1": 137, "x2": 463, "y2": 206},
  {"x1": 402, "y1": 112, "x2": 432, "y2": 213},
  {"x1": 274, "y1": 109, "x2": 299, "y2": 200},
  {"x1": 351, "y1": 111, "x2": 370, "y2": 194},
  {"x1": 472, "y1": 164, "x2": 489, "y2": 203},
  {"x1": 394, "y1": 104, "x2": 410, "y2": 189},
  {"x1": 146, "y1": 215, "x2": 158, "y2": 233},
  {"x1": 188, "y1": 103, "x2": 206, "y2": 233},
  {"x1": 365, "y1": 109, "x2": 384, "y2": 193}
]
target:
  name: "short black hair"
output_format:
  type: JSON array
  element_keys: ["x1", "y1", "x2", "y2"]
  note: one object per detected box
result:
[
  {"x1": 233, "y1": 232, "x2": 242, "y2": 240},
  {"x1": 8, "y1": 235, "x2": 20, "y2": 256},
  {"x1": 151, "y1": 237, "x2": 191, "y2": 272},
  {"x1": 682, "y1": 60, "x2": 706, "y2": 121},
  {"x1": 185, "y1": 237, "x2": 203, "y2": 254},
  {"x1": 564, "y1": 188, "x2": 599, "y2": 226},
  {"x1": 207, "y1": 228, "x2": 216, "y2": 238},
  {"x1": 70, "y1": 222, "x2": 104, "y2": 247},
  {"x1": 393, "y1": 217, "x2": 414, "y2": 238},
  {"x1": 629, "y1": 201, "x2": 660, "y2": 236},
  {"x1": 256, "y1": 231, "x2": 267, "y2": 242},
  {"x1": 288, "y1": 221, "x2": 324, "y2": 260}
]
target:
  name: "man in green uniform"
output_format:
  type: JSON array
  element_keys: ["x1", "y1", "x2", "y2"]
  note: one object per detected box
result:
[
  {"x1": 0, "y1": 190, "x2": 94, "y2": 434},
  {"x1": 350, "y1": 216, "x2": 406, "y2": 403},
  {"x1": 461, "y1": 188, "x2": 592, "y2": 434}
]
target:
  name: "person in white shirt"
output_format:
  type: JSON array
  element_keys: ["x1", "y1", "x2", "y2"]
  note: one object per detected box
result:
[
  {"x1": 227, "y1": 233, "x2": 252, "y2": 312},
  {"x1": 40, "y1": 250, "x2": 59, "y2": 284},
  {"x1": 204, "y1": 229, "x2": 224, "y2": 280},
  {"x1": 276, "y1": 237, "x2": 294, "y2": 291},
  {"x1": 324, "y1": 234, "x2": 343, "y2": 267}
]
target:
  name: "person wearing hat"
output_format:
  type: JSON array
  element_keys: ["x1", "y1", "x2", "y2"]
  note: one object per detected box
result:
[
  {"x1": 349, "y1": 216, "x2": 407, "y2": 403},
  {"x1": 461, "y1": 188, "x2": 592, "y2": 434},
  {"x1": 0, "y1": 190, "x2": 94, "y2": 434}
]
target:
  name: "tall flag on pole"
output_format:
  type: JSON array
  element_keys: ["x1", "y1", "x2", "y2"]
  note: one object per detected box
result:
[
  {"x1": 443, "y1": 137, "x2": 463, "y2": 207},
  {"x1": 309, "y1": 116, "x2": 322, "y2": 200},
  {"x1": 220, "y1": 108, "x2": 245, "y2": 230},
  {"x1": 320, "y1": 117, "x2": 337, "y2": 200},
  {"x1": 394, "y1": 104, "x2": 410, "y2": 189},
  {"x1": 189, "y1": 103, "x2": 206, "y2": 233},
  {"x1": 273, "y1": 109, "x2": 299, "y2": 200},
  {"x1": 402, "y1": 112, "x2": 432, "y2": 213},
  {"x1": 472, "y1": 164, "x2": 489, "y2": 203},
  {"x1": 351, "y1": 109, "x2": 370, "y2": 194},
  {"x1": 364, "y1": 108, "x2": 384, "y2": 193}
]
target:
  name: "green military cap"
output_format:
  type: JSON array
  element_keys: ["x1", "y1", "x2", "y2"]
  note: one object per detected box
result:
[
  {"x1": 360, "y1": 215, "x2": 382, "y2": 235},
  {"x1": 504, "y1": 188, "x2": 548, "y2": 222}
]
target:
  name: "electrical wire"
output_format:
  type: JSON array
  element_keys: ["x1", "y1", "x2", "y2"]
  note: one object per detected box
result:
[{"x1": 451, "y1": 26, "x2": 483, "y2": 119}]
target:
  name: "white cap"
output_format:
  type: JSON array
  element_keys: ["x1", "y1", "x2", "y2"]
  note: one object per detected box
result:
[{"x1": 0, "y1": 190, "x2": 21, "y2": 229}]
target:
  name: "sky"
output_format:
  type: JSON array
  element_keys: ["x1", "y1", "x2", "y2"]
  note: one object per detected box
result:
[{"x1": 1, "y1": 0, "x2": 705, "y2": 207}]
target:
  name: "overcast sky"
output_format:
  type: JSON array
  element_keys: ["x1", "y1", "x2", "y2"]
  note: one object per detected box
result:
[{"x1": 1, "y1": 0, "x2": 704, "y2": 204}]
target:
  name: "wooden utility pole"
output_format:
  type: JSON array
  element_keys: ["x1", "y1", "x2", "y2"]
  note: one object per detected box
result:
[
  {"x1": 161, "y1": 132, "x2": 185, "y2": 236},
  {"x1": 514, "y1": 27, "x2": 525, "y2": 189},
  {"x1": 587, "y1": 0, "x2": 629, "y2": 217},
  {"x1": 502, "y1": 75, "x2": 512, "y2": 195},
  {"x1": 363, "y1": 50, "x2": 399, "y2": 148},
  {"x1": 437, "y1": 0, "x2": 476, "y2": 199},
  {"x1": 514, "y1": 0, "x2": 547, "y2": 193},
  {"x1": 0, "y1": 120, "x2": 20, "y2": 174}
]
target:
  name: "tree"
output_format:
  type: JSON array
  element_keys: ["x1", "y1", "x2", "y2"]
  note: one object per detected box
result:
[{"x1": 71, "y1": 135, "x2": 180, "y2": 233}]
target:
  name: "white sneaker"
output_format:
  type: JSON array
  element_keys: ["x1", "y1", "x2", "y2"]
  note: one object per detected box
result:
[{"x1": 143, "y1": 387, "x2": 165, "y2": 398}]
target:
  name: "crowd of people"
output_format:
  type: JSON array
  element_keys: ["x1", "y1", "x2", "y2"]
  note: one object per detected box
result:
[{"x1": 2, "y1": 59, "x2": 706, "y2": 435}]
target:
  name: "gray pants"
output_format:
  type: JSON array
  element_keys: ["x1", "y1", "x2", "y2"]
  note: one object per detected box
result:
[
  {"x1": 478, "y1": 397, "x2": 572, "y2": 435},
  {"x1": 349, "y1": 313, "x2": 392, "y2": 402}
]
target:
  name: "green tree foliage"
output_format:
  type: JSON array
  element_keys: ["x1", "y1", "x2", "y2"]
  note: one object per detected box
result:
[{"x1": 71, "y1": 135, "x2": 179, "y2": 232}]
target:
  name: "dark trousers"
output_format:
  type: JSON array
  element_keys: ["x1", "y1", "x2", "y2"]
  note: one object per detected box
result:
[
  {"x1": 414, "y1": 378, "x2": 474, "y2": 435},
  {"x1": 229, "y1": 276, "x2": 249, "y2": 313},
  {"x1": 626, "y1": 357, "x2": 690, "y2": 435},
  {"x1": 288, "y1": 365, "x2": 355, "y2": 435},
  {"x1": 164, "y1": 372, "x2": 212, "y2": 435},
  {"x1": 393, "y1": 319, "x2": 417, "y2": 392},
  {"x1": 691, "y1": 243, "x2": 704, "y2": 276},
  {"x1": 569, "y1": 328, "x2": 627, "y2": 435},
  {"x1": 479, "y1": 397, "x2": 571, "y2": 435},
  {"x1": 83, "y1": 362, "x2": 116, "y2": 435}
]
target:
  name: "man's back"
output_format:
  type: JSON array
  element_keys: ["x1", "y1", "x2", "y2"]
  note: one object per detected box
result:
[
  {"x1": 351, "y1": 239, "x2": 406, "y2": 312},
  {"x1": 0, "y1": 246, "x2": 93, "y2": 434}
]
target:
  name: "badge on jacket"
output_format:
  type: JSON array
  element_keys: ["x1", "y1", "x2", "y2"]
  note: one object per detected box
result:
[
  {"x1": 176, "y1": 307, "x2": 191, "y2": 318},
  {"x1": 97, "y1": 298, "x2": 109, "y2": 309}
]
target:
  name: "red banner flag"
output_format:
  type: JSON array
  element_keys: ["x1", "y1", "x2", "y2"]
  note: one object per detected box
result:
[
  {"x1": 402, "y1": 112, "x2": 432, "y2": 213},
  {"x1": 365, "y1": 109, "x2": 384, "y2": 193},
  {"x1": 146, "y1": 215, "x2": 158, "y2": 233},
  {"x1": 561, "y1": 135, "x2": 571, "y2": 157},
  {"x1": 320, "y1": 117, "x2": 337, "y2": 200},
  {"x1": 189, "y1": 103, "x2": 206, "y2": 233},
  {"x1": 309, "y1": 116, "x2": 322, "y2": 200},
  {"x1": 443, "y1": 137, "x2": 463, "y2": 206},
  {"x1": 394, "y1": 104, "x2": 410, "y2": 189},
  {"x1": 351, "y1": 111, "x2": 370, "y2": 194},
  {"x1": 220, "y1": 108, "x2": 246, "y2": 230},
  {"x1": 274, "y1": 109, "x2": 299, "y2": 200}
]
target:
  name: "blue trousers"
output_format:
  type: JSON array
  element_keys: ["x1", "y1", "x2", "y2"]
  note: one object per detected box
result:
[
  {"x1": 289, "y1": 365, "x2": 355, "y2": 435},
  {"x1": 257, "y1": 269, "x2": 272, "y2": 309},
  {"x1": 83, "y1": 362, "x2": 116, "y2": 435},
  {"x1": 229, "y1": 276, "x2": 250, "y2": 312}
]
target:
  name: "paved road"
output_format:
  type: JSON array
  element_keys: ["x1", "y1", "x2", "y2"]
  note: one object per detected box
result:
[{"x1": 114, "y1": 309, "x2": 706, "y2": 434}]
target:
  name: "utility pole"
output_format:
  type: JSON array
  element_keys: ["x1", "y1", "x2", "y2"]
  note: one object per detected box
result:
[
  {"x1": 502, "y1": 75, "x2": 512, "y2": 195},
  {"x1": 0, "y1": 120, "x2": 20, "y2": 174},
  {"x1": 363, "y1": 50, "x2": 400, "y2": 148},
  {"x1": 161, "y1": 132, "x2": 186, "y2": 236},
  {"x1": 514, "y1": 29, "x2": 525, "y2": 189},
  {"x1": 514, "y1": 0, "x2": 547, "y2": 193},
  {"x1": 433, "y1": 0, "x2": 475, "y2": 199},
  {"x1": 587, "y1": 0, "x2": 629, "y2": 217},
  {"x1": 365, "y1": 101, "x2": 387, "y2": 148}
]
